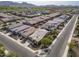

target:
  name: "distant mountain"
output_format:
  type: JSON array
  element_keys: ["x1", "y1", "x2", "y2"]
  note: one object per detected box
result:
[
  {"x1": 0, "y1": 1, "x2": 36, "y2": 7},
  {"x1": 0, "y1": 1, "x2": 78, "y2": 8},
  {"x1": 40, "y1": 4, "x2": 79, "y2": 8}
]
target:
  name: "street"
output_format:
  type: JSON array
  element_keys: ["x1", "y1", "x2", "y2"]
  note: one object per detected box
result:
[
  {"x1": 0, "y1": 32, "x2": 35, "y2": 57},
  {"x1": 47, "y1": 15, "x2": 79, "y2": 57}
]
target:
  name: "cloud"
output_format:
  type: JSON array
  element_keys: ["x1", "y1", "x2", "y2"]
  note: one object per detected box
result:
[{"x1": 0, "y1": 0, "x2": 79, "y2": 6}]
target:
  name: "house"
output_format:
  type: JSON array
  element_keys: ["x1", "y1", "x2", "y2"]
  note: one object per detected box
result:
[
  {"x1": 41, "y1": 15, "x2": 69, "y2": 31},
  {"x1": 1, "y1": 15, "x2": 19, "y2": 22},
  {"x1": 19, "y1": 27, "x2": 36, "y2": 38},
  {"x1": 59, "y1": 15, "x2": 69, "y2": 20},
  {"x1": 8, "y1": 23, "x2": 23, "y2": 29},
  {"x1": 41, "y1": 20, "x2": 60, "y2": 31},
  {"x1": 52, "y1": 18, "x2": 65, "y2": 23},
  {"x1": 0, "y1": 13, "x2": 8, "y2": 18},
  {"x1": 29, "y1": 28, "x2": 48, "y2": 43},
  {"x1": 9, "y1": 25, "x2": 30, "y2": 34},
  {"x1": 25, "y1": 12, "x2": 61, "y2": 25},
  {"x1": 47, "y1": 12, "x2": 61, "y2": 18}
]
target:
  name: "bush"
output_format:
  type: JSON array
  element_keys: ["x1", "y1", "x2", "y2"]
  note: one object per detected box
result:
[
  {"x1": 0, "y1": 43, "x2": 5, "y2": 57},
  {"x1": 6, "y1": 52, "x2": 17, "y2": 57},
  {"x1": 0, "y1": 49, "x2": 5, "y2": 57},
  {"x1": 39, "y1": 37, "x2": 52, "y2": 48}
]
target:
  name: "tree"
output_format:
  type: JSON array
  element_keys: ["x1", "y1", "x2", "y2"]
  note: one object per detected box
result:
[
  {"x1": 39, "y1": 37, "x2": 52, "y2": 48},
  {"x1": 69, "y1": 40, "x2": 77, "y2": 49},
  {"x1": 51, "y1": 29, "x2": 59, "y2": 39},
  {"x1": 0, "y1": 49, "x2": 5, "y2": 57},
  {"x1": 60, "y1": 22, "x2": 65, "y2": 27},
  {"x1": 0, "y1": 43, "x2": 5, "y2": 57}
]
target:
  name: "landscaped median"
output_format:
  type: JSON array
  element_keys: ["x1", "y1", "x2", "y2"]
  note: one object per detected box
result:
[
  {"x1": 68, "y1": 17, "x2": 79, "y2": 57},
  {"x1": 68, "y1": 39, "x2": 79, "y2": 57},
  {"x1": 74, "y1": 20, "x2": 79, "y2": 37}
]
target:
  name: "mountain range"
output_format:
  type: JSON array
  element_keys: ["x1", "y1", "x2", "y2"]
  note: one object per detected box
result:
[
  {"x1": 0, "y1": 1, "x2": 36, "y2": 7},
  {"x1": 0, "y1": 1, "x2": 78, "y2": 8}
]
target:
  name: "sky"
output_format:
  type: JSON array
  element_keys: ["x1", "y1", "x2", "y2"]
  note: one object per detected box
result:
[{"x1": 0, "y1": 0, "x2": 79, "y2": 6}]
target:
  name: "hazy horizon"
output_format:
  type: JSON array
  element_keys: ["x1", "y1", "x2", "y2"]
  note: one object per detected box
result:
[{"x1": 0, "y1": 0, "x2": 79, "y2": 6}]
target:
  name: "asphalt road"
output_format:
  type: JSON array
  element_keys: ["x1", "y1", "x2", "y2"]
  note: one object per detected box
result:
[
  {"x1": 0, "y1": 32, "x2": 35, "y2": 57},
  {"x1": 47, "y1": 15, "x2": 78, "y2": 57}
]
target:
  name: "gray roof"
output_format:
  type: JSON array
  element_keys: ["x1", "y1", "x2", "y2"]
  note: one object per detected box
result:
[
  {"x1": 0, "y1": 13, "x2": 9, "y2": 18},
  {"x1": 1, "y1": 15, "x2": 19, "y2": 22},
  {"x1": 8, "y1": 23, "x2": 23, "y2": 29},
  {"x1": 52, "y1": 18, "x2": 65, "y2": 23},
  {"x1": 1, "y1": 17, "x2": 15, "y2": 22},
  {"x1": 10, "y1": 25, "x2": 30, "y2": 33},
  {"x1": 20, "y1": 27, "x2": 36, "y2": 38},
  {"x1": 47, "y1": 12, "x2": 61, "y2": 18},
  {"x1": 26, "y1": 13, "x2": 41, "y2": 17},
  {"x1": 41, "y1": 15, "x2": 68, "y2": 30},
  {"x1": 59, "y1": 15, "x2": 69, "y2": 20},
  {"x1": 15, "y1": 25, "x2": 30, "y2": 33},
  {"x1": 41, "y1": 20, "x2": 60, "y2": 30},
  {"x1": 29, "y1": 28, "x2": 48, "y2": 42},
  {"x1": 26, "y1": 12, "x2": 61, "y2": 25}
]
